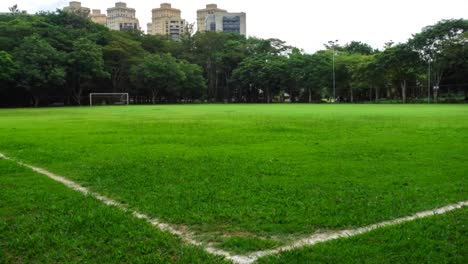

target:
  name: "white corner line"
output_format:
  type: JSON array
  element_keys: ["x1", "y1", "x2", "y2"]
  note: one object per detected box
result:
[
  {"x1": 1, "y1": 152, "x2": 466, "y2": 264},
  {"x1": 239, "y1": 200, "x2": 468, "y2": 263}
]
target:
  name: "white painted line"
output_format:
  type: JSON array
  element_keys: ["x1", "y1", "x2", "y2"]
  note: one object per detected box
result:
[
  {"x1": 1, "y1": 152, "x2": 466, "y2": 264},
  {"x1": 238, "y1": 200, "x2": 468, "y2": 263},
  {"x1": 0, "y1": 153, "x2": 228, "y2": 256}
]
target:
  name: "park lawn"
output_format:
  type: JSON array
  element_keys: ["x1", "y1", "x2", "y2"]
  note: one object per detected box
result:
[
  {"x1": 0, "y1": 105, "x2": 467, "y2": 249},
  {"x1": 0, "y1": 158, "x2": 226, "y2": 263},
  {"x1": 257, "y1": 206, "x2": 468, "y2": 264}
]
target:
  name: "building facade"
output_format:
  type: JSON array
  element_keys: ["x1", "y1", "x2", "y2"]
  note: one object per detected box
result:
[
  {"x1": 196, "y1": 4, "x2": 227, "y2": 33},
  {"x1": 63, "y1": 1, "x2": 90, "y2": 16},
  {"x1": 106, "y1": 2, "x2": 139, "y2": 31},
  {"x1": 205, "y1": 12, "x2": 246, "y2": 35},
  {"x1": 89, "y1": 9, "x2": 107, "y2": 25},
  {"x1": 147, "y1": 3, "x2": 186, "y2": 40}
]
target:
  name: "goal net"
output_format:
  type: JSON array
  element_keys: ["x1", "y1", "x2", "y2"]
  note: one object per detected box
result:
[{"x1": 89, "y1": 93, "x2": 129, "y2": 106}]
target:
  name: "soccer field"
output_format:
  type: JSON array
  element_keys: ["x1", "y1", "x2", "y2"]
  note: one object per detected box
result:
[{"x1": 0, "y1": 105, "x2": 467, "y2": 261}]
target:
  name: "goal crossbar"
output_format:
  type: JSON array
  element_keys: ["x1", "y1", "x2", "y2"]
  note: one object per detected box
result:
[{"x1": 89, "y1": 93, "x2": 129, "y2": 106}]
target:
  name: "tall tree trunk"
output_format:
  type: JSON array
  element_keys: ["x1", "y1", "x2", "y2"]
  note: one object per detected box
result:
[
  {"x1": 112, "y1": 67, "x2": 122, "y2": 93},
  {"x1": 308, "y1": 87, "x2": 312, "y2": 103},
  {"x1": 350, "y1": 86, "x2": 354, "y2": 103},
  {"x1": 225, "y1": 71, "x2": 230, "y2": 103},
  {"x1": 401, "y1": 80, "x2": 407, "y2": 104},
  {"x1": 33, "y1": 95, "x2": 39, "y2": 107},
  {"x1": 266, "y1": 87, "x2": 271, "y2": 103},
  {"x1": 375, "y1": 86, "x2": 380, "y2": 103},
  {"x1": 151, "y1": 89, "x2": 159, "y2": 104},
  {"x1": 215, "y1": 69, "x2": 219, "y2": 101},
  {"x1": 433, "y1": 65, "x2": 444, "y2": 104}
]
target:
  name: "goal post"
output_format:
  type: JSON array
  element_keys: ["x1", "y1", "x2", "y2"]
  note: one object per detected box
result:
[{"x1": 89, "y1": 93, "x2": 129, "y2": 106}]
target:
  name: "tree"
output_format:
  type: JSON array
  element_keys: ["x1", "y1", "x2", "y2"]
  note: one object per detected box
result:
[
  {"x1": 232, "y1": 54, "x2": 288, "y2": 103},
  {"x1": 130, "y1": 54, "x2": 185, "y2": 104},
  {"x1": 8, "y1": 4, "x2": 25, "y2": 14},
  {"x1": 67, "y1": 38, "x2": 108, "y2": 105},
  {"x1": 14, "y1": 35, "x2": 66, "y2": 107},
  {"x1": 288, "y1": 50, "x2": 331, "y2": 102},
  {"x1": 178, "y1": 61, "x2": 206, "y2": 101},
  {"x1": 343, "y1": 41, "x2": 376, "y2": 55},
  {"x1": 0, "y1": 51, "x2": 18, "y2": 106},
  {"x1": 377, "y1": 44, "x2": 422, "y2": 103},
  {"x1": 410, "y1": 19, "x2": 468, "y2": 102},
  {"x1": 0, "y1": 51, "x2": 17, "y2": 82},
  {"x1": 103, "y1": 31, "x2": 146, "y2": 93}
]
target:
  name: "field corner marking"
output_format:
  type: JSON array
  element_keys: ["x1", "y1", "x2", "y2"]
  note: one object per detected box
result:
[
  {"x1": 240, "y1": 200, "x2": 468, "y2": 262},
  {"x1": 1, "y1": 151, "x2": 467, "y2": 264}
]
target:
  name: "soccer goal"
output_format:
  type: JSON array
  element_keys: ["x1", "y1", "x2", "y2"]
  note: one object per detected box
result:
[{"x1": 89, "y1": 93, "x2": 129, "y2": 106}]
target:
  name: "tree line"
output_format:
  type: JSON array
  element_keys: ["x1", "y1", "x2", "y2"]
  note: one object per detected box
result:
[{"x1": 0, "y1": 10, "x2": 467, "y2": 107}]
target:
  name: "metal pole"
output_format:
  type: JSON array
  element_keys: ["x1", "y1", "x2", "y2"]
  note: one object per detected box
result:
[
  {"x1": 333, "y1": 48, "x2": 336, "y2": 101},
  {"x1": 428, "y1": 61, "x2": 431, "y2": 104},
  {"x1": 90, "y1": 93, "x2": 92, "y2": 106}
]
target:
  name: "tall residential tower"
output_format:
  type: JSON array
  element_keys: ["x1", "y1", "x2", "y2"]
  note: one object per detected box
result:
[
  {"x1": 197, "y1": 4, "x2": 246, "y2": 35},
  {"x1": 147, "y1": 3, "x2": 186, "y2": 40},
  {"x1": 106, "y1": 2, "x2": 139, "y2": 31},
  {"x1": 63, "y1": 1, "x2": 90, "y2": 16},
  {"x1": 196, "y1": 4, "x2": 227, "y2": 33},
  {"x1": 205, "y1": 12, "x2": 246, "y2": 35}
]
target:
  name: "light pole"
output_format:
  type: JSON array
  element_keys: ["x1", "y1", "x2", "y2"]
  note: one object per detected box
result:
[
  {"x1": 427, "y1": 59, "x2": 431, "y2": 104},
  {"x1": 328, "y1": 40, "x2": 339, "y2": 102}
]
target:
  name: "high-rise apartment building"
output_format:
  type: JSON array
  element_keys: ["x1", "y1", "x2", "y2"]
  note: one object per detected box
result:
[
  {"x1": 89, "y1": 9, "x2": 107, "y2": 25},
  {"x1": 147, "y1": 3, "x2": 186, "y2": 40},
  {"x1": 205, "y1": 12, "x2": 246, "y2": 35},
  {"x1": 197, "y1": 4, "x2": 246, "y2": 35},
  {"x1": 196, "y1": 4, "x2": 227, "y2": 33},
  {"x1": 63, "y1": 1, "x2": 90, "y2": 16},
  {"x1": 106, "y1": 2, "x2": 139, "y2": 31}
]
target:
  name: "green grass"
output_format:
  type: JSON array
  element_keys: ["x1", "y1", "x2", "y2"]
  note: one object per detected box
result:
[
  {"x1": 257, "y1": 207, "x2": 468, "y2": 263},
  {"x1": 0, "y1": 105, "x2": 467, "y2": 248},
  {"x1": 0, "y1": 158, "x2": 226, "y2": 263}
]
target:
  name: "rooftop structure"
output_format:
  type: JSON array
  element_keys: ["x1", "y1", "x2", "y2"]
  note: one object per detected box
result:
[
  {"x1": 89, "y1": 9, "x2": 107, "y2": 25},
  {"x1": 63, "y1": 1, "x2": 90, "y2": 17}
]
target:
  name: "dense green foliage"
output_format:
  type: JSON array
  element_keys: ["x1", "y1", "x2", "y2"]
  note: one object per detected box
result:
[
  {"x1": 258, "y1": 208, "x2": 467, "y2": 263},
  {"x1": 0, "y1": 10, "x2": 466, "y2": 107},
  {"x1": 0, "y1": 158, "x2": 226, "y2": 263},
  {"x1": 0, "y1": 105, "x2": 466, "y2": 245}
]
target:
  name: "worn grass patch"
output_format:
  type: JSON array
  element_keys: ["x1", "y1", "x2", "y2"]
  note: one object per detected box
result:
[{"x1": 215, "y1": 236, "x2": 282, "y2": 254}]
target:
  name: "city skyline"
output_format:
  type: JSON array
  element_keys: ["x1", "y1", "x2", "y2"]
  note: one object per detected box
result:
[{"x1": 0, "y1": 0, "x2": 467, "y2": 52}]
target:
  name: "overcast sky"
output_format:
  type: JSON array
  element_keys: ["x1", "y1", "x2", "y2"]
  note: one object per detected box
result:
[{"x1": 1, "y1": 0, "x2": 466, "y2": 52}]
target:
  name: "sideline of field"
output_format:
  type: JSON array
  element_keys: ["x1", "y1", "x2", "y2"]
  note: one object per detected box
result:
[
  {"x1": 2, "y1": 152, "x2": 466, "y2": 264},
  {"x1": 0, "y1": 158, "x2": 225, "y2": 263}
]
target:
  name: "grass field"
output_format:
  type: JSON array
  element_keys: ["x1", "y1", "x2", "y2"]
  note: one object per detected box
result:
[
  {"x1": 0, "y1": 104, "x2": 467, "y2": 259},
  {"x1": 0, "y1": 158, "x2": 225, "y2": 263},
  {"x1": 258, "y1": 207, "x2": 467, "y2": 263}
]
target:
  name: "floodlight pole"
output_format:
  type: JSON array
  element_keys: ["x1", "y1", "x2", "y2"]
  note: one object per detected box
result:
[
  {"x1": 329, "y1": 40, "x2": 338, "y2": 102},
  {"x1": 428, "y1": 60, "x2": 431, "y2": 104},
  {"x1": 333, "y1": 49, "x2": 336, "y2": 101}
]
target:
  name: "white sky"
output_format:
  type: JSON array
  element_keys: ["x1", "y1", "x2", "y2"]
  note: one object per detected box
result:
[{"x1": 1, "y1": 0, "x2": 467, "y2": 52}]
